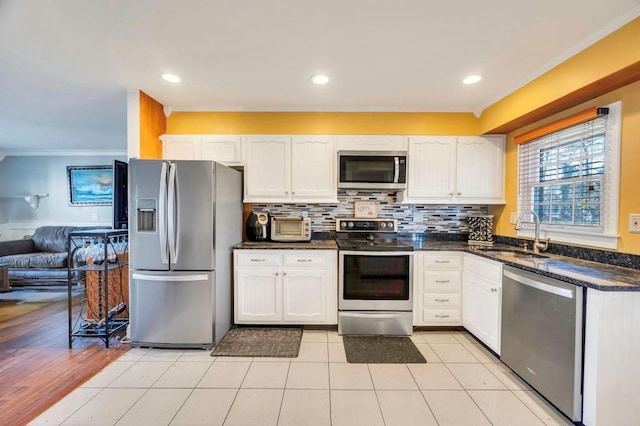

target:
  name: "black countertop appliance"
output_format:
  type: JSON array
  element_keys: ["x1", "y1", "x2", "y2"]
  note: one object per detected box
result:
[{"x1": 246, "y1": 211, "x2": 270, "y2": 242}]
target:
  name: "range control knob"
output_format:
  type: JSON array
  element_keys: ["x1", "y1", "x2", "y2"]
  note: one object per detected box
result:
[
  {"x1": 341, "y1": 222, "x2": 348, "y2": 229},
  {"x1": 348, "y1": 222, "x2": 354, "y2": 228},
  {"x1": 379, "y1": 222, "x2": 387, "y2": 229},
  {"x1": 387, "y1": 222, "x2": 394, "y2": 229}
]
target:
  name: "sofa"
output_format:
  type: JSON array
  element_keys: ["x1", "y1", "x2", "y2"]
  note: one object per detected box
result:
[{"x1": 0, "y1": 226, "x2": 109, "y2": 285}]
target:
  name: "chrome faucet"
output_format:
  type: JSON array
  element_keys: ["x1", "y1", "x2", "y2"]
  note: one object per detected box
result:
[{"x1": 514, "y1": 210, "x2": 549, "y2": 254}]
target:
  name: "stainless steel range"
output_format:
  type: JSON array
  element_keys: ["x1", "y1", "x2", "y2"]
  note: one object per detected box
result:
[{"x1": 336, "y1": 218, "x2": 414, "y2": 336}]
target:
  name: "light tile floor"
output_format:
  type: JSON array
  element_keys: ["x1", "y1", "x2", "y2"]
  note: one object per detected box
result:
[{"x1": 29, "y1": 331, "x2": 573, "y2": 426}]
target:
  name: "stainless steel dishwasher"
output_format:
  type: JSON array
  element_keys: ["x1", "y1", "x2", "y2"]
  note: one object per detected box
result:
[{"x1": 501, "y1": 266, "x2": 584, "y2": 422}]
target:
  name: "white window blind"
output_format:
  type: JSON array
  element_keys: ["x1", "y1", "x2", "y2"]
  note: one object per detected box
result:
[{"x1": 517, "y1": 113, "x2": 608, "y2": 230}]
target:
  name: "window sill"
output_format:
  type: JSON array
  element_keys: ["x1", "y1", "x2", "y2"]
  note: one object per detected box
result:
[{"x1": 517, "y1": 228, "x2": 619, "y2": 250}]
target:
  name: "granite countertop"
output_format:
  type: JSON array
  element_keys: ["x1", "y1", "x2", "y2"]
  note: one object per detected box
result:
[
  {"x1": 234, "y1": 236, "x2": 640, "y2": 291},
  {"x1": 234, "y1": 240, "x2": 337, "y2": 250},
  {"x1": 404, "y1": 238, "x2": 640, "y2": 292},
  {"x1": 469, "y1": 247, "x2": 640, "y2": 292}
]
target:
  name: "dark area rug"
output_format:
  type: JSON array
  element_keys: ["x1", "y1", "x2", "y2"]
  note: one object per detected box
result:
[
  {"x1": 343, "y1": 336, "x2": 427, "y2": 363},
  {"x1": 212, "y1": 327, "x2": 303, "y2": 358}
]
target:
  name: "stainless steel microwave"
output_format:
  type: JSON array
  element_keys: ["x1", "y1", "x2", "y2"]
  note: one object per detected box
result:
[{"x1": 338, "y1": 151, "x2": 407, "y2": 190}]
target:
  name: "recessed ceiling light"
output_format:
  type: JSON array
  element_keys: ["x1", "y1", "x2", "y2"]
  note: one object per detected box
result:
[
  {"x1": 162, "y1": 73, "x2": 181, "y2": 83},
  {"x1": 311, "y1": 74, "x2": 330, "y2": 85},
  {"x1": 463, "y1": 75, "x2": 482, "y2": 85}
]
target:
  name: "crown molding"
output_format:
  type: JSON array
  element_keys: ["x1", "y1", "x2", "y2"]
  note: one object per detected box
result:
[
  {"x1": 167, "y1": 105, "x2": 475, "y2": 113},
  {"x1": 0, "y1": 149, "x2": 127, "y2": 157}
]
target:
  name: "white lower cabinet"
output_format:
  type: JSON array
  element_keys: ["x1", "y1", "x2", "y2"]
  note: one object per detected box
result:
[
  {"x1": 414, "y1": 252, "x2": 463, "y2": 326},
  {"x1": 234, "y1": 250, "x2": 337, "y2": 325},
  {"x1": 462, "y1": 254, "x2": 503, "y2": 354},
  {"x1": 235, "y1": 268, "x2": 281, "y2": 322}
]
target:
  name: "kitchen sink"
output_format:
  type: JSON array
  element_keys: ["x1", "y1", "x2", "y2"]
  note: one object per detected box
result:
[{"x1": 480, "y1": 249, "x2": 550, "y2": 259}]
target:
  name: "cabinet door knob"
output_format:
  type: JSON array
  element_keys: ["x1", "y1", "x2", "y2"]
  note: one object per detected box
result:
[
  {"x1": 457, "y1": 192, "x2": 461, "y2": 196},
  {"x1": 282, "y1": 272, "x2": 287, "y2": 276},
  {"x1": 285, "y1": 191, "x2": 289, "y2": 194},
  {"x1": 292, "y1": 192, "x2": 295, "y2": 195},
  {"x1": 275, "y1": 272, "x2": 279, "y2": 276},
  {"x1": 449, "y1": 192, "x2": 453, "y2": 196}
]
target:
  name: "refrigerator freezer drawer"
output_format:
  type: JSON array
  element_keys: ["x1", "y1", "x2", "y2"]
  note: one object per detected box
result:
[{"x1": 130, "y1": 271, "x2": 215, "y2": 349}]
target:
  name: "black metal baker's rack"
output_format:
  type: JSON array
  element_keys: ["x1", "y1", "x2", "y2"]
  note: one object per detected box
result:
[{"x1": 67, "y1": 229, "x2": 129, "y2": 348}]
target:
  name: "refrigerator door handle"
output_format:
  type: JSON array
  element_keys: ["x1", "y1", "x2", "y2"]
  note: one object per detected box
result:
[
  {"x1": 132, "y1": 273, "x2": 208, "y2": 282},
  {"x1": 168, "y1": 162, "x2": 178, "y2": 264},
  {"x1": 158, "y1": 162, "x2": 169, "y2": 264}
]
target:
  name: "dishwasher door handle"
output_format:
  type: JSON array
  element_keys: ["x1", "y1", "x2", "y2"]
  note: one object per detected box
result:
[{"x1": 504, "y1": 270, "x2": 575, "y2": 299}]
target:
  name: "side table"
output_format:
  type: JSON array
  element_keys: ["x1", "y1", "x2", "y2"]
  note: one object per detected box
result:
[{"x1": 0, "y1": 267, "x2": 10, "y2": 292}]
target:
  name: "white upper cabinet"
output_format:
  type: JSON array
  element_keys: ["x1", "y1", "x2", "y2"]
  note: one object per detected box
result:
[
  {"x1": 200, "y1": 135, "x2": 243, "y2": 165},
  {"x1": 161, "y1": 135, "x2": 201, "y2": 160},
  {"x1": 245, "y1": 136, "x2": 291, "y2": 200},
  {"x1": 456, "y1": 136, "x2": 504, "y2": 201},
  {"x1": 402, "y1": 135, "x2": 505, "y2": 204},
  {"x1": 244, "y1": 135, "x2": 337, "y2": 203},
  {"x1": 406, "y1": 136, "x2": 457, "y2": 199},
  {"x1": 160, "y1": 134, "x2": 242, "y2": 165},
  {"x1": 291, "y1": 136, "x2": 336, "y2": 200},
  {"x1": 336, "y1": 135, "x2": 406, "y2": 151}
]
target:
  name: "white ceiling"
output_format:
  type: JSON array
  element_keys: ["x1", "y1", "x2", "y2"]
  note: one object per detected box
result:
[{"x1": 1, "y1": 0, "x2": 639, "y2": 152}]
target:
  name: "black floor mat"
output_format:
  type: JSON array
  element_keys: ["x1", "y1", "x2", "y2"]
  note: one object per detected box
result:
[
  {"x1": 343, "y1": 335, "x2": 427, "y2": 363},
  {"x1": 212, "y1": 327, "x2": 303, "y2": 358}
]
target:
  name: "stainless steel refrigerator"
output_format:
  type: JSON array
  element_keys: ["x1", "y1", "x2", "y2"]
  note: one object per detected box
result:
[{"x1": 128, "y1": 159, "x2": 241, "y2": 348}]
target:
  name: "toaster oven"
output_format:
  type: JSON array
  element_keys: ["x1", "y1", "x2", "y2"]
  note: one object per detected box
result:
[{"x1": 271, "y1": 217, "x2": 311, "y2": 242}]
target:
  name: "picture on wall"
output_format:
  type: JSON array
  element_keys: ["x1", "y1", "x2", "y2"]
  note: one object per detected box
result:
[{"x1": 67, "y1": 165, "x2": 113, "y2": 206}]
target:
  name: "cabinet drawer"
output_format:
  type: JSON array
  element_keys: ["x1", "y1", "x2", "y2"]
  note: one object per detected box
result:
[
  {"x1": 423, "y1": 254, "x2": 462, "y2": 269},
  {"x1": 283, "y1": 254, "x2": 328, "y2": 267},
  {"x1": 423, "y1": 308, "x2": 461, "y2": 323},
  {"x1": 464, "y1": 254, "x2": 502, "y2": 283},
  {"x1": 236, "y1": 252, "x2": 282, "y2": 267},
  {"x1": 424, "y1": 270, "x2": 461, "y2": 292},
  {"x1": 423, "y1": 293, "x2": 460, "y2": 307}
]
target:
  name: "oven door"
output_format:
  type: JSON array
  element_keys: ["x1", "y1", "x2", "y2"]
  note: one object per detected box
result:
[{"x1": 339, "y1": 251, "x2": 413, "y2": 311}]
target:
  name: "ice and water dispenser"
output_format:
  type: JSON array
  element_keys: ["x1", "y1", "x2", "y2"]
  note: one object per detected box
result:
[{"x1": 136, "y1": 199, "x2": 156, "y2": 232}]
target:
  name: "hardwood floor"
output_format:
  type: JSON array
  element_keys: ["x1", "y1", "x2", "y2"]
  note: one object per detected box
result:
[{"x1": 0, "y1": 296, "x2": 128, "y2": 426}]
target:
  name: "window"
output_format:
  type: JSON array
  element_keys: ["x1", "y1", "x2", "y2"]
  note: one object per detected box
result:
[{"x1": 516, "y1": 101, "x2": 621, "y2": 249}]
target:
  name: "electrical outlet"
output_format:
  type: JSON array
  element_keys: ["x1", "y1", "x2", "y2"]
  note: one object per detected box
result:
[
  {"x1": 510, "y1": 212, "x2": 517, "y2": 225},
  {"x1": 630, "y1": 214, "x2": 640, "y2": 233}
]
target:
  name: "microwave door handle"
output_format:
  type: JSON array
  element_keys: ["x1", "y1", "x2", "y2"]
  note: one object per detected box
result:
[
  {"x1": 394, "y1": 157, "x2": 400, "y2": 183},
  {"x1": 158, "y1": 162, "x2": 169, "y2": 264}
]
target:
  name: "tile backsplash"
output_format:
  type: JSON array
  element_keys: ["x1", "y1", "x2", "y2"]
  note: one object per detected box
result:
[{"x1": 252, "y1": 190, "x2": 487, "y2": 233}]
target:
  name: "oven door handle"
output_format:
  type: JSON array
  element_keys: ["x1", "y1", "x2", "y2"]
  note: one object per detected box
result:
[
  {"x1": 339, "y1": 250, "x2": 414, "y2": 256},
  {"x1": 342, "y1": 312, "x2": 409, "y2": 319}
]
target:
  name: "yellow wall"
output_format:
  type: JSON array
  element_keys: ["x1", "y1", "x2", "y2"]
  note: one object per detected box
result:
[
  {"x1": 142, "y1": 16, "x2": 640, "y2": 254},
  {"x1": 166, "y1": 112, "x2": 480, "y2": 135},
  {"x1": 489, "y1": 79, "x2": 640, "y2": 254},
  {"x1": 139, "y1": 91, "x2": 166, "y2": 159},
  {"x1": 480, "y1": 16, "x2": 640, "y2": 134}
]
